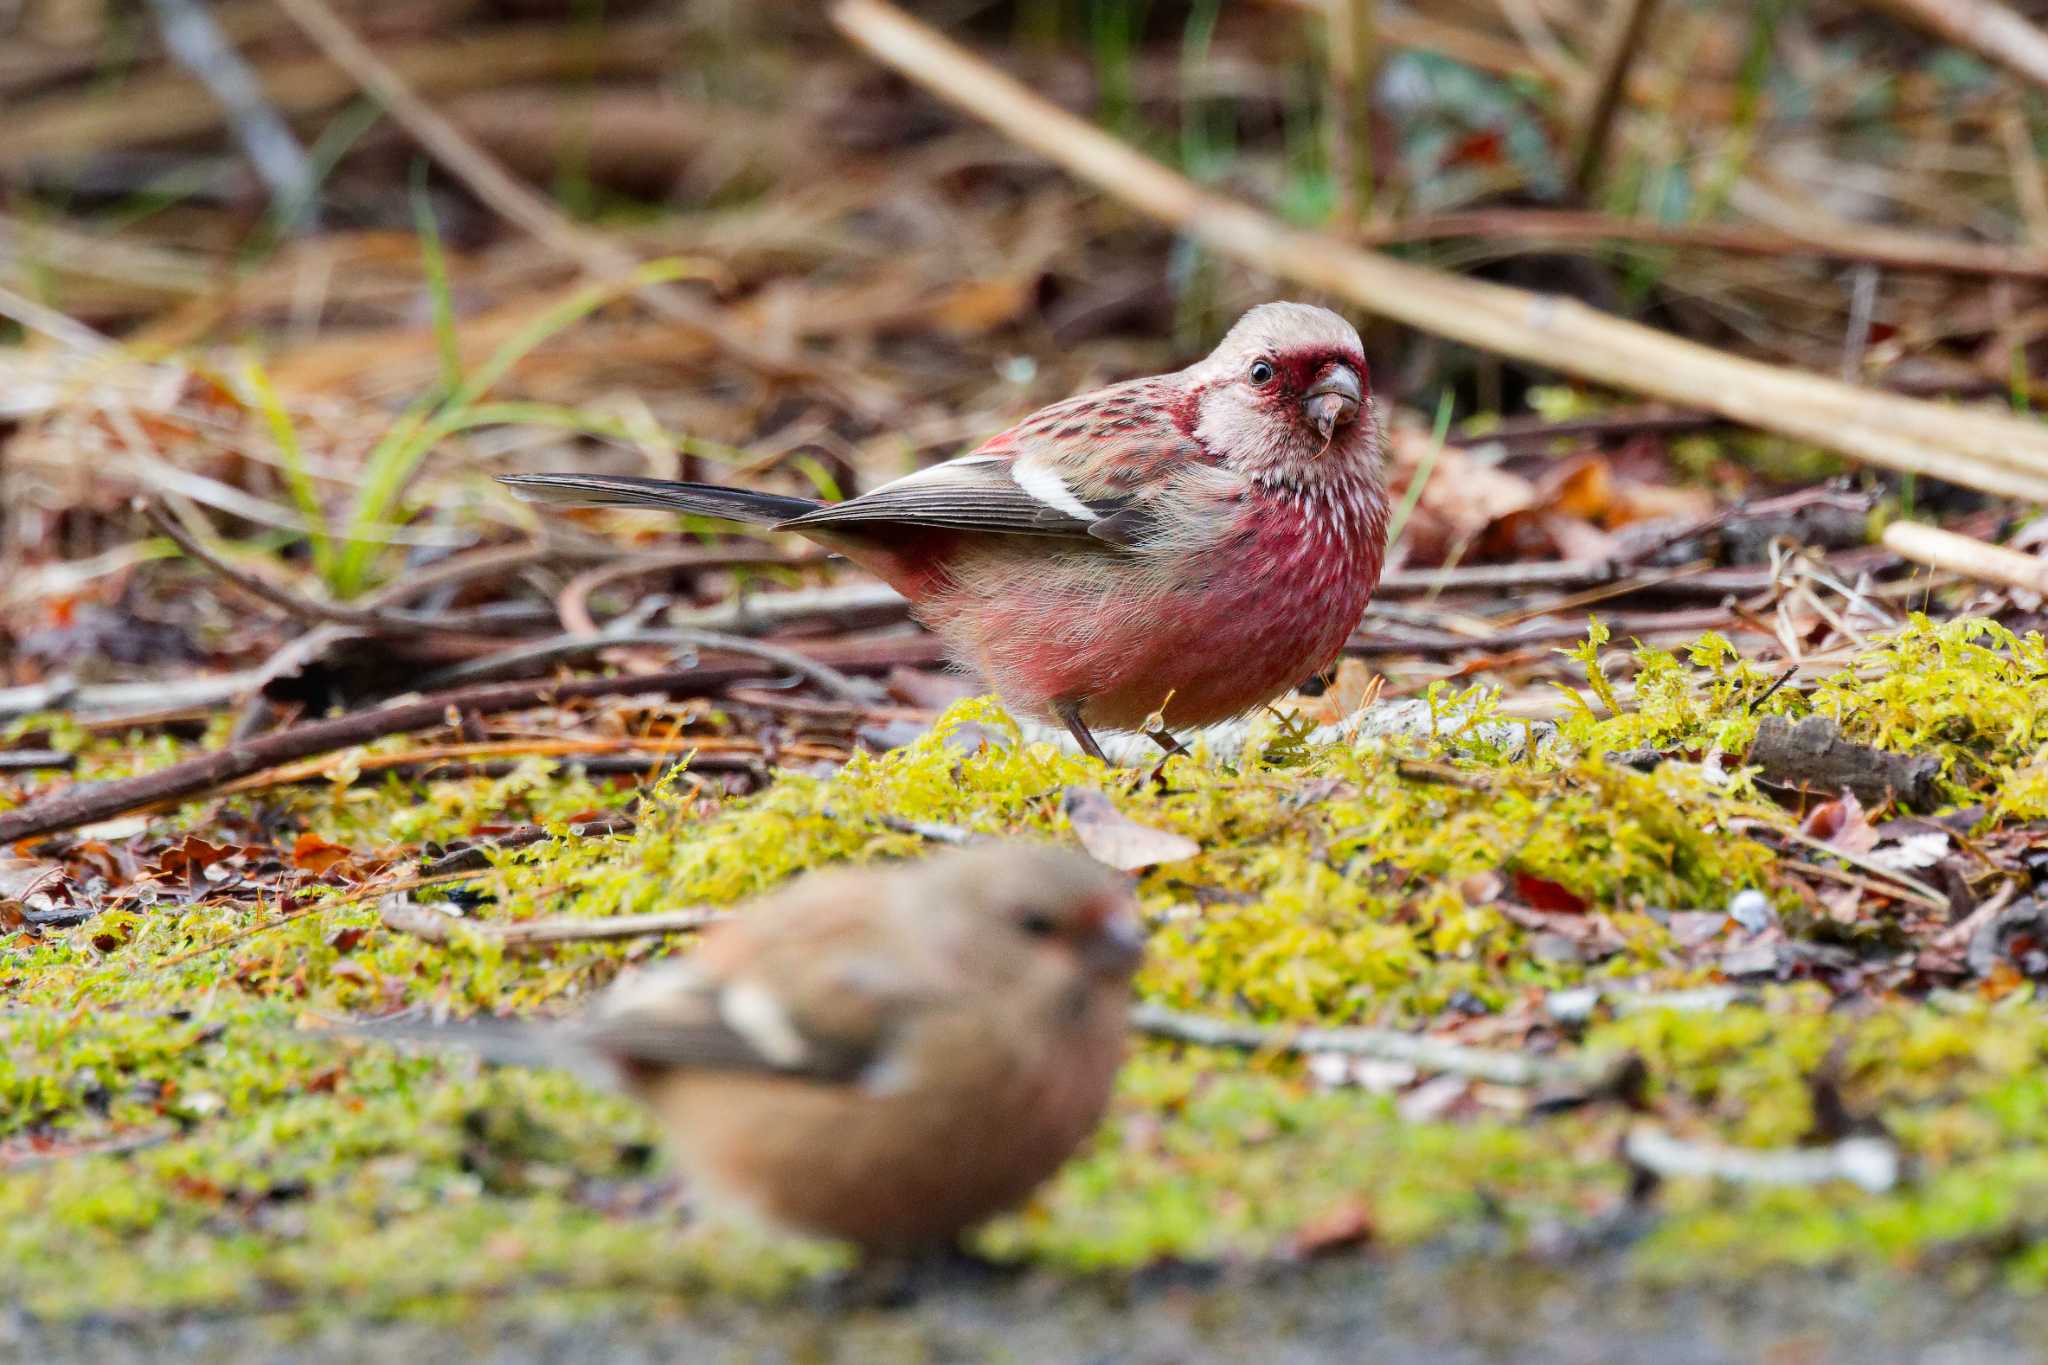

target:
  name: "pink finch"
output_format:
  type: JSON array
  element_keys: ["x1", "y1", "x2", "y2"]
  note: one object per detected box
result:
[
  {"x1": 505, "y1": 301, "x2": 1386, "y2": 760},
  {"x1": 365, "y1": 844, "x2": 1141, "y2": 1256}
]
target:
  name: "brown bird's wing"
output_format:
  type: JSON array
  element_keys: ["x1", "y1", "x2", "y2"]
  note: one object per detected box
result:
[
  {"x1": 779, "y1": 376, "x2": 1213, "y2": 549},
  {"x1": 576, "y1": 909, "x2": 956, "y2": 1086}
]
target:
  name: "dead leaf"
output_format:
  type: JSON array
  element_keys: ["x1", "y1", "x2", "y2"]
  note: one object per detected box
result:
[
  {"x1": 153, "y1": 835, "x2": 236, "y2": 879},
  {"x1": 1666, "y1": 911, "x2": 1729, "y2": 948},
  {"x1": 1512, "y1": 870, "x2": 1589, "y2": 915},
  {"x1": 0, "y1": 857, "x2": 63, "y2": 929},
  {"x1": 292, "y1": 832, "x2": 354, "y2": 876},
  {"x1": 923, "y1": 278, "x2": 1033, "y2": 337},
  {"x1": 1458, "y1": 870, "x2": 1505, "y2": 904},
  {"x1": 0, "y1": 858, "x2": 63, "y2": 901},
  {"x1": 1061, "y1": 787, "x2": 1199, "y2": 870},
  {"x1": 1802, "y1": 792, "x2": 1880, "y2": 855},
  {"x1": 1291, "y1": 1197, "x2": 1377, "y2": 1258},
  {"x1": 1541, "y1": 455, "x2": 1616, "y2": 521},
  {"x1": 1386, "y1": 426, "x2": 1537, "y2": 563}
]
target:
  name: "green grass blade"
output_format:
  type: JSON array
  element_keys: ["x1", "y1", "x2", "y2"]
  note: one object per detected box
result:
[
  {"x1": 327, "y1": 257, "x2": 704, "y2": 596},
  {"x1": 1384, "y1": 388, "x2": 1453, "y2": 553},
  {"x1": 411, "y1": 164, "x2": 464, "y2": 395},
  {"x1": 242, "y1": 360, "x2": 334, "y2": 583}
]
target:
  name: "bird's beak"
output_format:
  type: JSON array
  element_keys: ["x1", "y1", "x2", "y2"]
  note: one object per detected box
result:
[
  {"x1": 1082, "y1": 907, "x2": 1147, "y2": 980},
  {"x1": 1302, "y1": 365, "x2": 1363, "y2": 442}
]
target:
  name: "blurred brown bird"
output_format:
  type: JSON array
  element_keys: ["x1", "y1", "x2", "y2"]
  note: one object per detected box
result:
[{"x1": 367, "y1": 844, "x2": 1143, "y2": 1257}]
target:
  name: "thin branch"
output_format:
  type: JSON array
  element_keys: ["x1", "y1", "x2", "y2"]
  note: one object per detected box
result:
[
  {"x1": 141, "y1": 498, "x2": 511, "y2": 636},
  {"x1": 145, "y1": 0, "x2": 318, "y2": 231},
  {"x1": 421, "y1": 814, "x2": 639, "y2": 877},
  {"x1": 554, "y1": 547, "x2": 816, "y2": 635},
  {"x1": 1882, "y1": 520, "x2": 2048, "y2": 596},
  {"x1": 1870, "y1": 0, "x2": 2048, "y2": 94},
  {"x1": 1358, "y1": 207, "x2": 2048, "y2": 281},
  {"x1": 1131, "y1": 1002, "x2": 1602, "y2": 1088},
  {"x1": 875, "y1": 814, "x2": 978, "y2": 845},
  {"x1": 829, "y1": 0, "x2": 2048, "y2": 503},
  {"x1": 412, "y1": 626, "x2": 873, "y2": 701},
  {"x1": 0, "y1": 665, "x2": 782, "y2": 846},
  {"x1": 381, "y1": 896, "x2": 726, "y2": 948},
  {"x1": 1567, "y1": 0, "x2": 1662, "y2": 198},
  {"x1": 1622, "y1": 1123, "x2": 1900, "y2": 1193},
  {"x1": 667, "y1": 581, "x2": 910, "y2": 634},
  {"x1": 357, "y1": 540, "x2": 557, "y2": 610},
  {"x1": 1325, "y1": 0, "x2": 1378, "y2": 224}
]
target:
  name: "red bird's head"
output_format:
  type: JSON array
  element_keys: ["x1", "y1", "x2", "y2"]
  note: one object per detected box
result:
[{"x1": 1185, "y1": 302, "x2": 1375, "y2": 481}]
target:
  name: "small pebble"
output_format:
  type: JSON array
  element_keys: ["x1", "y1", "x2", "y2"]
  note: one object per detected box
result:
[{"x1": 1728, "y1": 889, "x2": 1777, "y2": 934}]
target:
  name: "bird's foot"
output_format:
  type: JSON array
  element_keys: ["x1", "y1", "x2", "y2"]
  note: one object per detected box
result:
[{"x1": 815, "y1": 1244, "x2": 1023, "y2": 1309}]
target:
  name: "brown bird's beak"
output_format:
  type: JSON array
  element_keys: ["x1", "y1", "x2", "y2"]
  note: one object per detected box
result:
[
  {"x1": 1081, "y1": 907, "x2": 1147, "y2": 980},
  {"x1": 1302, "y1": 365, "x2": 1363, "y2": 442}
]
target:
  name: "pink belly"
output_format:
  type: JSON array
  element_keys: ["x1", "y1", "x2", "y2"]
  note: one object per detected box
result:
[{"x1": 921, "y1": 524, "x2": 1381, "y2": 730}]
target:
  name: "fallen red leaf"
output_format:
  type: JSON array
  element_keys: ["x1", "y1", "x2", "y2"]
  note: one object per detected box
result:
[{"x1": 1513, "y1": 870, "x2": 1589, "y2": 915}]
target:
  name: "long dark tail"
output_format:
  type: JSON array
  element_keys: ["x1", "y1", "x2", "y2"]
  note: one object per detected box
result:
[{"x1": 499, "y1": 473, "x2": 822, "y2": 526}]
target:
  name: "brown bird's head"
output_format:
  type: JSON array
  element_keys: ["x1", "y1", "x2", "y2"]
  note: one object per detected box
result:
[
  {"x1": 914, "y1": 843, "x2": 1145, "y2": 985},
  {"x1": 1184, "y1": 302, "x2": 1374, "y2": 479}
]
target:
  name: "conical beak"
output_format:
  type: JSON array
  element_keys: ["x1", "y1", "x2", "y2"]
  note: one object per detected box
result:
[
  {"x1": 1081, "y1": 907, "x2": 1147, "y2": 980},
  {"x1": 1303, "y1": 365, "x2": 1363, "y2": 441}
]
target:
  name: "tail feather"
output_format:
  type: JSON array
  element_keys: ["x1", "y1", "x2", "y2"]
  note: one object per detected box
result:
[
  {"x1": 335, "y1": 1016, "x2": 621, "y2": 1089},
  {"x1": 499, "y1": 473, "x2": 822, "y2": 526}
]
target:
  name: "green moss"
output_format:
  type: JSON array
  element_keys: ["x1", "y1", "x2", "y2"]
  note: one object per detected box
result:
[{"x1": 7, "y1": 618, "x2": 2048, "y2": 1315}]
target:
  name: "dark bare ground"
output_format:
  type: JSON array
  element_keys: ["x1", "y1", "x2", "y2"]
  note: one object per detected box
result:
[{"x1": 8, "y1": 1254, "x2": 2045, "y2": 1365}]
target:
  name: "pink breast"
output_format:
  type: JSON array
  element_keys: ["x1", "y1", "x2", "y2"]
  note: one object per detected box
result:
[{"x1": 933, "y1": 485, "x2": 1385, "y2": 730}]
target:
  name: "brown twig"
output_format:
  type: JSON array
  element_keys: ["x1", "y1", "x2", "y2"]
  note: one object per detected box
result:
[
  {"x1": 141, "y1": 498, "x2": 513, "y2": 636},
  {"x1": 421, "y1": 814, "x2": 639, "y2": 877},
  {"x1": 1567, "y1": 0, "x2": 1662, "y2": 198},
  {"x1": 829, "y1": 0, "x2": 2048, "y2": 503},
  {"x1": 142, "y1": 870, "x2": 485, "y2": 972},
  {"x1": 554, "y1": 547, "x2": 815, "y2": 635},
  {"x1": 4, "y1": 21, "x2": 678, "y2": 168},
  {"x1": 0, "y1": 666, "x2": 780, "y2": 846},
  {"x1": 412, "y1": 627, "x2": 873, "y2": 701},
  {"x1": 358, "y1": 541, "x2": 557, "y2": 611},
  {"x1": 1324, "y1": 0, "x2": 1378, "y2": 224},
  {"x1": 1358, "y1": 208, "x2": 2048, "y2": 281},
  {"x1": 1870, "y1": 0, "x2": 2048, "y2": 94}
]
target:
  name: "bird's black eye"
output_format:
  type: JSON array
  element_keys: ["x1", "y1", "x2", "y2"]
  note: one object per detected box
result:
[
  {"x1": 1019, "y1": 912, "x2": 1059, "y2": 938},
  {"x1": 1248, "y1": 359, "x2": 1276, "y2": 386}
]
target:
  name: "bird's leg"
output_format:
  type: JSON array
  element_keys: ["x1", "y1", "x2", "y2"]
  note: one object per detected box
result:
[{"x1": 1055, "y1": 699, "x2": 1111, "y2": 764}]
